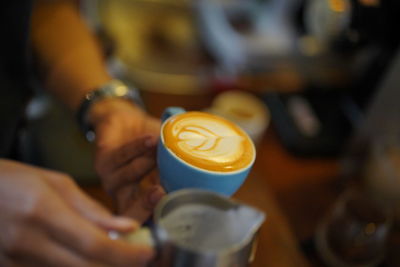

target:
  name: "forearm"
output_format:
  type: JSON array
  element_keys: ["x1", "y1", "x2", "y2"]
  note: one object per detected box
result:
[{"x1": 31, "y1": 0, "x2": 111, "y2": 112}]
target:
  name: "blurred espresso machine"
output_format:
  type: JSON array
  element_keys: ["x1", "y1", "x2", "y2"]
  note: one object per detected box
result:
[
  {"x1": 261, "y1": 0, "x2": 400, "y2": 157},
  {"x1": 196, "y1": 0, "x2": 400, "y2": 157},
  {"x1": 85, "y1": 0, "x2": 400, "y2": 157}
]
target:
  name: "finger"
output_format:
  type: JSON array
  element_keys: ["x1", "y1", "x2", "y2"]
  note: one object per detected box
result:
[
  {"x1": 148, "y1": 185, "x2": 165, "y2": 207},
  {"x1": 140, "y1": 171, "x2": 165, "y2": 206},
  {"x1": 40, "y1": 196, "x2": 154, "y2": 266},
  {"x1": 7, "y1": 227, "x2": 102, "y2": 267},
  {"x1": 118, "y1": 184, "x2": 165, "y2": 223},
  {"x1": 107, "y1": 156, "x2": 157, "y2": 194},
  {"x1": 113, "y1": 170, "x2": 164, "y2": 220},
  {"x1": 146, "y1": 169, "x2": 161, "y2": 185},
  {"x1": 43, "y1": 170, "x2": 139, "y2": 233},
  {"x1": 97, "y1": 135, "x2": 157, "y2": 174}
]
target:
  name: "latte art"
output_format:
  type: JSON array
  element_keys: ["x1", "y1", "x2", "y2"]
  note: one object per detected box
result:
[{"x1": 163, "y1": 112, "x2": 255, "y2": 172}]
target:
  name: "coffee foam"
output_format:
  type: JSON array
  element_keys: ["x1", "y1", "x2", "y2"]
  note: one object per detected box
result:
[{"x1": 163, "y1": 112, "x2": 255, "y2": 172}]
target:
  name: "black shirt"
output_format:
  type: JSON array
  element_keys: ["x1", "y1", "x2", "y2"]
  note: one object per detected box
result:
[{"x1": 0, "y1": 0, "x2": 33, "y2": 157}]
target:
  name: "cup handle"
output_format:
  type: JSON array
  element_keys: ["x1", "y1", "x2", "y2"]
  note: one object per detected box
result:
[{"x1": 161, "y1": 107, "x2": 186, "y2": 122}]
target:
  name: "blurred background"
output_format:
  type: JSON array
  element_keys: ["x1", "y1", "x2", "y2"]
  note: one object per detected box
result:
[
  {"x1": 24, "y1": 0, "x2": 400, "y2": 179},
  {"x1": 21, "y1": 0, "x2": 400, "y2": 265}
]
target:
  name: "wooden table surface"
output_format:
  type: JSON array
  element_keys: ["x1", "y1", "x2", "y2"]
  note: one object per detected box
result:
[
  {"x1": 233, "y1": 168, "x2": 310, "y2": 267},
  {"x1": 233, "y1": 129, "x2": 340, "y2": 267}
]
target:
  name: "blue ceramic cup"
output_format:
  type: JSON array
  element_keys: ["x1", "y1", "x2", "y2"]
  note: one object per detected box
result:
[{"x1": 157, "y1": 107, "x2": 256, "y2": 196}]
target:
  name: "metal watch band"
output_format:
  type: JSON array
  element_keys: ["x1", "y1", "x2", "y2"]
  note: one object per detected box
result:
[{"x1": 76, "y1": 79, "x2": 143, "y2": 142}]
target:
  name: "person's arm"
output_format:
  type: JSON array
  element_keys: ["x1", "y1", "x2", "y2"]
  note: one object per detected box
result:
[
  {"x1": 31, "y1": 0, "x2": 165, "y2": 221},
  {"x1": 31, "y1": 0, "x2": 110, "y2": 111}
]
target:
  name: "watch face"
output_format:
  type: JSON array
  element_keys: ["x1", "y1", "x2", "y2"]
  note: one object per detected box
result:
[{"x1": 304, "y1": 0, "x2": 352, "y2": 46}]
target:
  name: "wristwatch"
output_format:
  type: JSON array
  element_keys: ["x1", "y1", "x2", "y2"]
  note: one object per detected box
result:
[{"x1": 76, "y1": 79, "x2": 143, "y2": 142}]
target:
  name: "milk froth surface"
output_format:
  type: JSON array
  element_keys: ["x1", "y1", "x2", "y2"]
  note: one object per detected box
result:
[
  {"x1": 159, "y1": 204, "x2": 254, "y2": 251},
  {"x1": 163, "y1": 112, "x2": 254, "y2": 172}
]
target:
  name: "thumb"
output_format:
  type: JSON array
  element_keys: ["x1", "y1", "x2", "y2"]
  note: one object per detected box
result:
[
  {"x1": 118, "y1": 184, "x2": 165, "y2": 223},
  {"x1": 43, "y1": 169, "x2": 140, "y2": 232}
]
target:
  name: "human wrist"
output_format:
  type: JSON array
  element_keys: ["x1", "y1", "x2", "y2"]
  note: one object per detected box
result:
[{"x1": 76, "y1": 79, "x2": 143, "y2": 142}]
